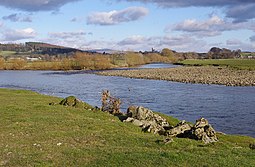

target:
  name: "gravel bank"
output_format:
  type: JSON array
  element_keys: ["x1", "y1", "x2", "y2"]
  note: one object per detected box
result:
[{"x1": 97, "y1": 66, "x2": 255, "y2": 86}]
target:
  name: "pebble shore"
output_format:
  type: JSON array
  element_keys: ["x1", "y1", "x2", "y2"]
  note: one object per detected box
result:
[{"x1": 97, "y1": 66, "x2": 255, "y2": 86}]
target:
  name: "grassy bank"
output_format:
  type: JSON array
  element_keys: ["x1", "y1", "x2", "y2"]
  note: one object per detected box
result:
[
  {"x1": 179, "y1": 59, "x2": 255, "y2": 70},
  {"x1": 0, "y1": 89, "x2": 254, "y2": 166}
]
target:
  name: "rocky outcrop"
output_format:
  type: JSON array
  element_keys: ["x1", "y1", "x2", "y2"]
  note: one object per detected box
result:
[
  {"x1": 124, "y1": 106, "x2": 172, "y2": 135},
  {"x1": 192, "y1": 118, "x2": 218, "y2": 144},
  {"x1": 124, "y1": 106, "x2": 218, "y2": 144},
  {"x1": 168, "y1": 118, "x2": 218, "y2": 144},
  {"x1": 59, "y1": 96, "x2": 93, "y2": 110},
  {"x1": 168, "y1": 120, "x2": 192, "y2": 137}
]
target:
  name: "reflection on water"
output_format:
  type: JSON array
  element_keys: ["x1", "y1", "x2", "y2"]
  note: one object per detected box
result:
[{"x1": 0, "y1": 63, "x2": 254, "y2": 137}]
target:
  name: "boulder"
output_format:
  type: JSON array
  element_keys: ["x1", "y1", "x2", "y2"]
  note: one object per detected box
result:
[
  {"x1": 59, "y1": 96, "x2": 93, "y2": 110},
  {"x1": 168, "y1": 120, "x2": 192, "y2": 137},
  {"x1": 167, "y1": 118, "x2": 218, "y2": 144},
  {"x1": 126, "y1": 106, "x2": 171, "y2": 135},
  {"x1": 192, "y1": 118, "x2": 218, "y2": 144},
  {"x1": 249, "y1": 144, "x2": 255, "y2": 150}
]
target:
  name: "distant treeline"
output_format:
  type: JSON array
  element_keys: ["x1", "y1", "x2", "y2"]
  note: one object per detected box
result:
[
  {"x1": 0, "y1": 51, "x2": 171, "y2": 70},
  {"x1": 0, "y1": 41, "x2": 253, "y2": 70}
]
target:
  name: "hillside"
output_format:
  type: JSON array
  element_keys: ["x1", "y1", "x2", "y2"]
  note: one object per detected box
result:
[{"x1": 0, "y1": 42, "x2": 81, "y2": 57}]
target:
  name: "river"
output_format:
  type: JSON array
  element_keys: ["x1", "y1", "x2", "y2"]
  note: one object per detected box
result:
[{"x1": 0, "y1": 63, "x2": 254, "y2": 137}]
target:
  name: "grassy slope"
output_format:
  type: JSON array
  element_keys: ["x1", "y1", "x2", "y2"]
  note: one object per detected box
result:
[
  {"x1": 180, "y1": 59, "x2": 255, "y2": 70},
  {"x1": 0, "y1": 89, "x2": 254, "y2": 166}
]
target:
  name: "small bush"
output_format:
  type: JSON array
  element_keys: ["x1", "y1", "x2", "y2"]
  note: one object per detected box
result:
[{"x1": 101, "y1": 90, "x2": 122, "y2": 115}]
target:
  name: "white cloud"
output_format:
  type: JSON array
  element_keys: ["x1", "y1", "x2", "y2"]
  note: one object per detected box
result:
[
  {"x1": 48, "y1": 31, "x2": 86, "y2": 39},
  {"x1": 41, "y1": 30, "x2": 88, "y2": 48},
  {"x1": 121, "y1": 0, "x2": 255, "y2": 22},
  {"x1": 226, "y1": 39, "x2": 255, "y2": 51},
  {"x1": 170, "y1": 15, "x2": 246, "y2": 37},
  {"x1": 1, "y1": 28, "x2": 37, "y2": 41},
  {"x1": 226, "y1": 4, "x2": 255, "y2": 23},
  {"x1": 117, "y1": 35, "x2": 207, "y2": 52},
  {"x1": 87, "y1": 7, "x2": 149, "y2": 25},
  {"x1": 250, "y1": 36, "x2": 255, "y2": 42},
  {"x1": 118, "y1": 35, "x2": 146, "y2": 45},
  {"x1": 0, "y1": 0, "x2": 81, "y2": 11},
  {"x1": 2, "y1": 13, "x2": 32, "y2": 22}
]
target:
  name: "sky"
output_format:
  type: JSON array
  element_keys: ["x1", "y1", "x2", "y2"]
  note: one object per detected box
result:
[{"x1": 0, "y1": 0, "x2": 255, "y2": 52}]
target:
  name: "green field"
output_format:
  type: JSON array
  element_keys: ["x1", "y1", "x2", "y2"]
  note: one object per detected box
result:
[
  {"x1": 0, "y1": 89, "x2": 254, "y2": 166},
  {"x1": 179, "y1": 59, "x2": 255, "y2": 70},
  {"x1": 0, "y1": 51, "x2": 17, "y2": 57}
]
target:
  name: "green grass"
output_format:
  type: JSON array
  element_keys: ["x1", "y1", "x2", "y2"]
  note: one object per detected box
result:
[
  {"x1": 0, "y1": 89, "x2": 254, "y2": 166},
  {"x1": 0, "y1": 51, "x2": 17, "y2": 57},
  {"x1": 179, "y1": 59, "x2": 255, "y2": 70},
  {"x1": 241, "y1": 52, "x2": 255, "y2": 57}
]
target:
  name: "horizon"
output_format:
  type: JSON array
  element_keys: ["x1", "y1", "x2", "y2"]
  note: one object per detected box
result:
[{"x1": 0, "y1": 0, "x2": 255, "y2": 52}]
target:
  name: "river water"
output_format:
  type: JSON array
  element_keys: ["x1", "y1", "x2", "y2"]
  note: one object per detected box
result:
[{"x1": 0, "y1": 63, "x2": 254, "y2": 137}]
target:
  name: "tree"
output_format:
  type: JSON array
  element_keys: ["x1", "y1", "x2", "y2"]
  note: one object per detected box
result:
[
  {"x1": 0, "y1": 58, "x2": 4, "y2": 70},
  {"x1": 161, "y1": 48, "x2": 177, "y2": 62}
]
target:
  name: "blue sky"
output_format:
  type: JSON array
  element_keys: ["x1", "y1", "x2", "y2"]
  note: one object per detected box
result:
[{"x1": 0, "y1": 0, "x2": 254, "y2": 52}]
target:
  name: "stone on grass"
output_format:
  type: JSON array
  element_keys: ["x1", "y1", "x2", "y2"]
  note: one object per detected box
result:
[
  {"x1": 126, "y1": 106, "x2": 171, "y2": 135},
  {"x1": 249, "y1": 144, "x2": 255, "y2": 150},
  {"x1": 167, "y1": 118, "x2": 218, "y2": 144},
  {"x1": 192, "y1": 118, "x2": 218, "y2": 144},
  {"x1": 59, "y1": 96, "x2": 93, "y2": 110},
  {"x1": 168, "y1": 120, "x2": 192, "y2": 137}
]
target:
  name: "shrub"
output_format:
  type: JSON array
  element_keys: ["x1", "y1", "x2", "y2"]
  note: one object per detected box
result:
[
  {"x1": 101, "y1": 90, "x2": 122, "y2": 115},
  {"x1": 0, "y1": 58, "x2": 4, "y2": 70}
]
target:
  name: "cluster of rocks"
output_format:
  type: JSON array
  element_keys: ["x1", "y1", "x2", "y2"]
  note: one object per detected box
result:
[
  {"x1": 98, "y1": 66, "x2": 255, "y2": 86},
  {"x1": 124, "y1": 106, "x2": 171, "y2": 135},
  {"x1": 167, "y1": 118, "x2": 218, "y2": 144},
  {"x1": 51, "y1": 96, "x2": 218, "y2": 144},
  {"x1": 124, "y1": 106, "x2": 218, "y2": 144}
]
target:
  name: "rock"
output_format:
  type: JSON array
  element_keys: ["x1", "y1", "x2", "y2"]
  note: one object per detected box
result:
[
  {"x1": 126, "y1": 106, "x2": 171, "y2": 135},
  {"x1": 126, "y1": 106, "x2": 218, "y2": 144},
  {"x1": 192, "y1": 118, "x2": 218, "y2": 144},
  {"x1": 49, "y1": 102, "x2": 57, "y2": 105},
  {"x1": 168, "y1": 120, "x2": 192, "y2": 137},
  {"x1": 124, "y1": 117, "x2": 134, "y2": 123},
  {"x1": 163, "y1": 138, "x2": 174, "y2": 144},
  {"x1": 194, "y1": 118, "x2": 208, "y2": 128},
  {"x1": 59, "y1": 96, "x2": 93, "y2": 109},
  {"x1": 249, "y1": 144, "x2": 255, "y2": 150},
  {"x1": 166, "y1": 118, "x2": 218, "y2": 144},
  {"x1": 133, "y1": 119, "x2": 144, "y2": 127}
]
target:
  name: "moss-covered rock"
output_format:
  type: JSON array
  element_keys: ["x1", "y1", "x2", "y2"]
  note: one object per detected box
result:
[{"x1": 59, "y1": 96, "x2": 93, "y2": 110}]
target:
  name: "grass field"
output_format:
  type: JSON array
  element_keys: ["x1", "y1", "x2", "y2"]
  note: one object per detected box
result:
[
  {"x1": 179, "y1": 59, "x2": 255, "y2": 70},
  {"x1": 0, "y1": 51, "x2": 17, "y2": 57},
  {"x1": 0, "y1": 89, "x2": 254, "y2": 166}
]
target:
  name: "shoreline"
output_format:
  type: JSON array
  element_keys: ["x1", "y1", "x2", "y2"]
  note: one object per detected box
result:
[{"x1": 97, "y1": 66, "x2": 255, "y2": 86}]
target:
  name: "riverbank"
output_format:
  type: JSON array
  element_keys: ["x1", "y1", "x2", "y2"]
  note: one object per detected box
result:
[
  {"x1": 98, "y1": 66, "x2": 255, "y2": 86},
  {"x1": 178, "y1": 59, "x2": 255, "y2": 70},
  {"x1": 0, "y1": 88, "x2": 254, "y2": 166}
]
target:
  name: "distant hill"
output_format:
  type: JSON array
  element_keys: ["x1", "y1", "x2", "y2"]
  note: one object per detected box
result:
[
  {"x1": 85, "y1": 48, "x2": 122, "y2": 54},
  {"x1": 0, "y1": 42, "x2": 82, "y2": 56},
  {"x1": 25, "y1": 42, "x2": 82, "y2": 55}
]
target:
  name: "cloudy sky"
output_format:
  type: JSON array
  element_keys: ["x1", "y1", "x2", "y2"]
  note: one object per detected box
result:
[{"x1": 0, "y1": 0, "x2": 254, "y2": 52}]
